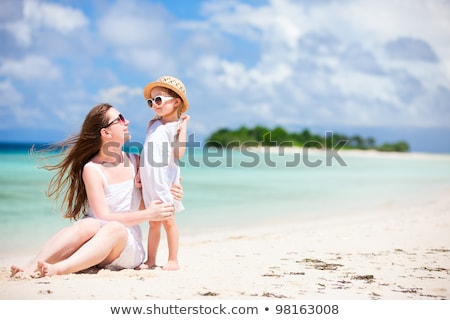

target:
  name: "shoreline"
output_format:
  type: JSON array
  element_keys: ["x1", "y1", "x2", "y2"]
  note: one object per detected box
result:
[
  {"x1": 244, "y1": 146, "x2": 450, "y2": 159},
  {"x1": 1, "y1": 187, "x2": 449, "y2": 300}
]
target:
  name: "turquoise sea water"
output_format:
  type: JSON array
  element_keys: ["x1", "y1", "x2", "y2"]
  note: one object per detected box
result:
[{"x1": 1, "y1": 143, "x2": 450, "y2": 256}]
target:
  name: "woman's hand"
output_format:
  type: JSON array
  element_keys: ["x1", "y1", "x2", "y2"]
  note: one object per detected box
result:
[
  {"x1": 170, "y1": 177, "x2": 183, "y2": 201},
  {"x1": 145, "y1": 200, "x2": 174, "y2": 221}
]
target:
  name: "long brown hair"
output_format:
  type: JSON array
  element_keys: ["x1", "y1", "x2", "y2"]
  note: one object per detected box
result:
[{"x1": 37, "y1": 103, "x2": 114, "y2": 220}]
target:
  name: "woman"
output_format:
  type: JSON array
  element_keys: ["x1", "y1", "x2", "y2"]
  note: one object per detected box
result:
[{"x1": 11, "y1": 103, "x2": 181, "y2": 277}]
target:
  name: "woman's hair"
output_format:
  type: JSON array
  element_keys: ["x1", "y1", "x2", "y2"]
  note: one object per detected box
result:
[{"x1": 36, "y1": 103, "x2": 114, "y2": 220}]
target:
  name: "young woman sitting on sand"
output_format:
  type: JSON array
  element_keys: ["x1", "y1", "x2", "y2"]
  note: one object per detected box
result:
[{"x1": 11, "y1": 103, "x2": 182, "y2": 277}]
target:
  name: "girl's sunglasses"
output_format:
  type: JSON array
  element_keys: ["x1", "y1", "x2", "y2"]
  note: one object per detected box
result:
[
  {"x1": 102, "y1": 114, "x2": 126, "y2": 128},
  {"x1": 147, "y1": 95, "x2": 174, "y2": 108}
]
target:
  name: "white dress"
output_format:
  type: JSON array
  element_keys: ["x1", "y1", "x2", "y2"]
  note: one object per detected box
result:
[
  {"x1": 140, "y1": 119, "x2": 184, "y2": 213},
  {"x1": 84, "y1": 154, "x2": 145, "y2": 269}
]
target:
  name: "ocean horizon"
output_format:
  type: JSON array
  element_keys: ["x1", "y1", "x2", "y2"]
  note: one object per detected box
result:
[{"x1": 1, "y1": 142, "x2": 450, "y2": 257}]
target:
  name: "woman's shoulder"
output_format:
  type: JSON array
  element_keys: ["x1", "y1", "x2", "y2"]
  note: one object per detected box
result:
[
  {"x1": 82, "y1": 161, "x2": 107, "y2": 185},
  {"x1": 84, "y1": 159, "x2": 95, "y2": 166},
  {"x1": 83, "y1": 159, "x2": 105, "y2": 172},
  {"x1": 83, "y1": 160, "x2": 99, "y2": 171}
]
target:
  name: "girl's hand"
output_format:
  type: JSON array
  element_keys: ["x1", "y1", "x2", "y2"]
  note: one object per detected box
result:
[{"x1": 178, "y1": 114, "x2": 190, "y2": 132}]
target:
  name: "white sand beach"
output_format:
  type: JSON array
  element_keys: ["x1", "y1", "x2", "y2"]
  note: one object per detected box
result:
[{"x1": 1, "y1": 182, "x2": 449, "y2": 300}]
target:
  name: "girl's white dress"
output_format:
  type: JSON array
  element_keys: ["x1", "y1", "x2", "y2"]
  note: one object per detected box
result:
[{"x1": 140, "y1": 119, "x2": 184, "y2": 213}]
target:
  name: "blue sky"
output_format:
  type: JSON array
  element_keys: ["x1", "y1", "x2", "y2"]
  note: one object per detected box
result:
[{"x1": 1, "y1": 0, "x2": 449, "y2": 153}]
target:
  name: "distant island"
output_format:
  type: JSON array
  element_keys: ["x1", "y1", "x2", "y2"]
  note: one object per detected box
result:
[{"x1": 204, "y1": 126, "x2": 409, "y2": 152}]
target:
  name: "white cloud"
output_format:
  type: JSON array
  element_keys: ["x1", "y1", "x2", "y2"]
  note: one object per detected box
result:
[
  {"x1": 96, "y1": 85, "x2": 142, "y2": 105},
  {"x1": 3, "y1": 20, "x2": 32, "y2": 46},
  {"x1": 118, "y1": 49, "x2": 178, "y2": 76},
  {"x1": 204, "y1": 0, "x2": 306, "y2": 48},
  {"x1": 183, "y1": 0, "x2": 450, "y2": 129},
  {"x1": 24, "y1": 0, "x2": 89, "y2": 32},
  {"x1": 98, "y1": 0, "x2": 164, "y2": 47},
  {"x1": 96, "y1": 0, "x2": 178, "y2": 74},
  {"x1": 0, "y1": 80, "x2": 42, "y2": 128},
  {"x1": 0, "y1": 55, "x2": 60, "y2": 80},
  {"x1": 305, "y1": 0, "x2": 450, "y2": 81},
  {"x1": 3, "y1": 0, "x2": 89, "y2": 46},
  {"x1": 0, "y1": 80, "x2": 23, "y2": 107}
]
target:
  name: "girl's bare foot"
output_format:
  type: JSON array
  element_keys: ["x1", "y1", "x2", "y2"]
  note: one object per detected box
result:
[
  {"x1": 135, "y1": 263, "x2": 158, "y2": 270},
  {"x1": 162, "y1": 260, "x2": 179, "y2": 271}
]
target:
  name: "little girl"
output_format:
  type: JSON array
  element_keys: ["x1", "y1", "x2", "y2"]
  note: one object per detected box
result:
[{"x1": 139, "y1": 75, "x2": 189, "y2": 270}]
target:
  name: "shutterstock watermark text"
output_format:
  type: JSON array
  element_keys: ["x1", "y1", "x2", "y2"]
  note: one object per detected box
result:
[{"x1": 103, "y1": 132, "x2": 349, "y2": 168}]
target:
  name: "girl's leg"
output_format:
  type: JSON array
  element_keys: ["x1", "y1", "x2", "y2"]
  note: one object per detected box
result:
[
  {"x1": 38, "y1": 221, "x2": 128, "y2": 277},
  {"x1": 162, "y1": 217, "x2": 179, "y2": 270},
  {"x1": 11, "y1": 218, "x2": 101, "y2": 277}
]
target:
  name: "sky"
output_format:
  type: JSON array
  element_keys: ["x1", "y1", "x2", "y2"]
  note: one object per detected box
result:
[{"x1": 0, "y1": 0, "x2": 449, "y2": 153}]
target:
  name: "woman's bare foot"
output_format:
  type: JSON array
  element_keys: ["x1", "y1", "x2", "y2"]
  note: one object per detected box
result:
[
  {"x1": 10, "y1": 264, "x2": 39, "y2": 278},
  {"x1": 162, "y1": 260, "x2": 179, "y2": 271},
  {"x1": 10, "y1": 265, "x2": 25, "y2": 277}
]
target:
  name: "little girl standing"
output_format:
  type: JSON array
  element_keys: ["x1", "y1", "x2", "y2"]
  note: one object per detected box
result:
[{"x1": 139, "y1": 75, "x2": 189, "y2": 270}]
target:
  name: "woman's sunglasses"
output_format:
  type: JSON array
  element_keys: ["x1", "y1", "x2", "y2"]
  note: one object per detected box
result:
[
  {"x1": 102, "y1": 114, "x2": 126, "y2": 129},
  {"x1": 147, "y1": 95, "x2": 174, "y2": 108}
]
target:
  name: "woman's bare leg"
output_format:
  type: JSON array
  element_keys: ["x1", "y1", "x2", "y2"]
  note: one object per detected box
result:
[
  {"x1": 11, "y1": 218, "x2": 101, "y2": 277},
  {"x1": 38, "y1": 221, "x2": 128, "y2": 277}
]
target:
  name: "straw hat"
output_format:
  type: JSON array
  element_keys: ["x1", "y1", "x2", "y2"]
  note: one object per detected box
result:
[{"x1": 143, "y1": 75, "x2": 189, "y2": 113}]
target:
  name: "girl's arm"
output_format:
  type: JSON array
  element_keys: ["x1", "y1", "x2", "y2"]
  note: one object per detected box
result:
[{"x1": 175, "y1": 114, "x2": 190, "y2": 160}]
